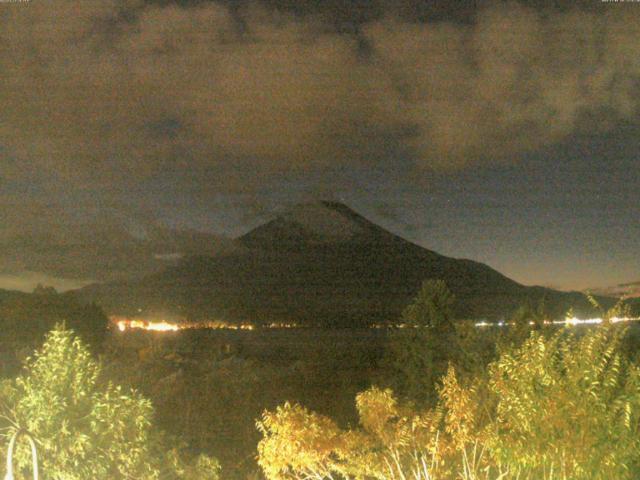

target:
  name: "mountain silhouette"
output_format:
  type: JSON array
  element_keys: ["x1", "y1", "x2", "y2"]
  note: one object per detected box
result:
[{"x1": 76, "y1": 202, "x2": 604, "y2": 325}]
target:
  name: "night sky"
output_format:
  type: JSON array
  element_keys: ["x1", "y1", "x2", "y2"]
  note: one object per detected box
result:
[{"x1": 1, "y1": 0, "x2": 639, "y2": 291}]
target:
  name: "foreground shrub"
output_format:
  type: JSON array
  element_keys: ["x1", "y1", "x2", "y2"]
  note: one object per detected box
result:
[
  {"x1": 0, "y1": 326, "x2": 220, "y2": 480},
  {"x1": 257, "y1": 323, "x2": 640, "y2": 480},
  {"x1": 384, "y1": 280, "x2": 458, "y2": 406},
  {"x1": 486, "y1": 325, "x2": 640, "y2": 479},
  {"x1": 257, "y1": 387, "x2": 443, "y2": 480}
]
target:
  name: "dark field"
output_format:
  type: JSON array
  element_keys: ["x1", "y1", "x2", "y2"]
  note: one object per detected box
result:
[
  {"x1": 104, "y1": 327, "x2": 390, "y2": 477},
  {"x1": 102, "y1": 322, "x2": 640, "y2": 477}
]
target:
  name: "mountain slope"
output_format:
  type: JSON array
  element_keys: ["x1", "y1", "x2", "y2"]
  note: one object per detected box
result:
[
  {"x1": 0, "y1": 217, "x2": 238, "y2": 286},
  {"x1": 76, "y1": 202, "x2": 605, "y2": 325},
  {"x1": 589, "y1": 280, "x2": 640, "y2": 299}
]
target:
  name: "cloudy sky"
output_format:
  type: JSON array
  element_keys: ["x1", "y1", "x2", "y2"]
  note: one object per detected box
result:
[{"x1": 1, "y1": 0, "x2": 639, "y2": 291}]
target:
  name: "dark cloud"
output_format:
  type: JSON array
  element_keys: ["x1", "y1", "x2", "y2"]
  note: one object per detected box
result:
[{"x1": 1, "y1": 0, "x2": 639, "y2": 202}]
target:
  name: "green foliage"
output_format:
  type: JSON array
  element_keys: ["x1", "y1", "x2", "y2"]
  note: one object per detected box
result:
[
  {"x1": 256, "y1": 402, "x2": 349, "y2": 480},
  {"x1": 384, "y1": 280, "x2": 457, "y2": 406},
  {"x1": 165, "y1": 448, "x2": 222, "y2": 480},
  {"x1": 401, "y1": 280, "x2": 456, "y2": 330},
  {"x1": 0, "y1": 327, "x2": 157, "y2": 479},
  {"x1": 257, "y1": 323, "x2": 640, "y2": 480},
  {"x1": 586, "y1": 293, "x2": 631, "y2": 323},
  {"x1": 0, "y1": 326, "x2": 220, "y2": 480},
  {"x1": 257, "y1": 388, "x2": 443, "y2": 480},
  {"x1": 486, "y1": 325, "x2": 640, "y2": 479},
  {"x1": 510, "y1": 297, "x2": 548, "y2": 328}
]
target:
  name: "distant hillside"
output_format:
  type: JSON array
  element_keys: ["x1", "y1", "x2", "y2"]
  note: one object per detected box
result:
[
  {"x1": 76, "y1": 202, "x2": 609, "y2": 325},
  {"x1": 0, "y1": 218, "x2": 238, "y2": 285},
  {"x1": 0, "y1": 288, "x2": 108, "y2": 374},
  {"x1": 589, "y1": 281, "x2": 640, "y2": 299}
]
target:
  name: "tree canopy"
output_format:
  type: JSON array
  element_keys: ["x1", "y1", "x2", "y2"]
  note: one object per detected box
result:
[{"x1": 0, "y1": 326, "x2": 220, "y2": 480}]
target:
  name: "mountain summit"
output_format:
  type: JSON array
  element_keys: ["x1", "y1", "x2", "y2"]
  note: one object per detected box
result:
[
  {"x1": 77, "y1": 202, "x2": 601, "y2": 325},
  {"x1": 240, "y1": 201, "x2": 392, "y2": 250}
]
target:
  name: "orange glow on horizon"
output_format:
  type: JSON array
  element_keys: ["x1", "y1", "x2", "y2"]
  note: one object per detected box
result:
[{"x1": 111, "y1": 316, "x2": 256, "y2": 332}]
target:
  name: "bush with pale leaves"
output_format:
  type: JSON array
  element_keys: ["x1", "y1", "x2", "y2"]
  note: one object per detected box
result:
[
  {"x1": 0, "y1": 326, "x2": 220, "y2": 480},
  {"x1": 258, "y1": 324, "x2": 640, "y2": 480}
]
